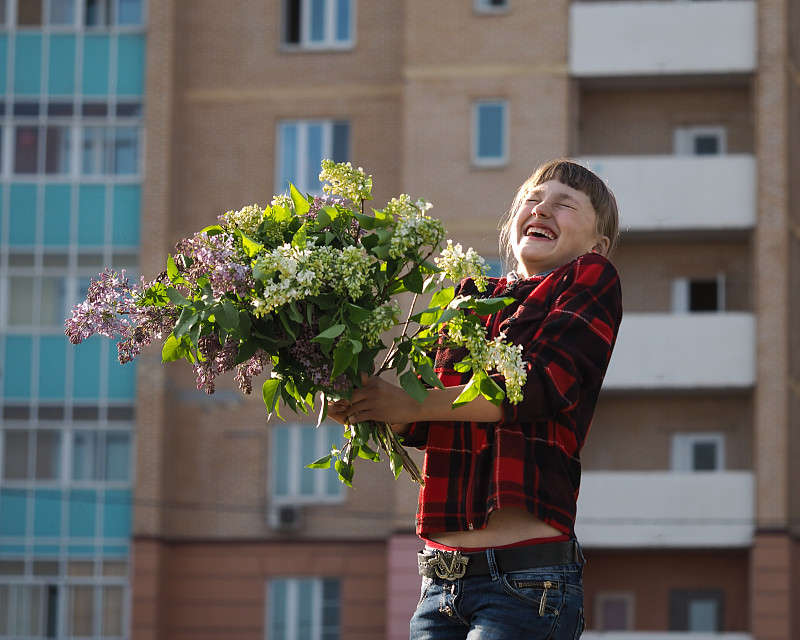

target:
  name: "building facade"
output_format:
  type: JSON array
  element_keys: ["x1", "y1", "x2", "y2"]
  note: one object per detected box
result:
[{"x1": 1, "y1": 0, "x2": 798, "y2": 639}]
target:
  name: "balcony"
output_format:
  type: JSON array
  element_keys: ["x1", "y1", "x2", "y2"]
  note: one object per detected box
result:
[
  {"x1": 579, "y1": 155, "x2": 756, "y2": 232},
  {"x1": 569, "y1": 1, "x2": 757, "y2": 78},
  {"x1": 603, "y1": 313, "x2": 755, "y2": 390},
  {"x1": 575, "y1": 471, "x2": 755, "y2": 548}
]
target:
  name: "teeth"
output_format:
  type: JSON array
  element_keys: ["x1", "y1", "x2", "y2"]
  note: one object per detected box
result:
[{"x1": 526, "y1": 227, "x2": 555, "y2": 240}]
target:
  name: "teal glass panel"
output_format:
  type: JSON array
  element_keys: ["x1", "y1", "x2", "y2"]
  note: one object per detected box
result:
[
  {"x1": 3, "y1": 335, "x2": 33, "y2": 398},
  {"x1": 299, "y1": 427, "x2": 316, "y2": 494},
  {"x1": 0, "y1": 35, "x2": 8, "y2": 94},
  {"x1": 43, "y1": 184, "x2": 72, "y2": 246},
  {"x1": 33, "y1": 544, "x2": 60, "y2": 555},
  {"x1": 14, "y1": 34, "x2": 42, "y2": 95},
  {"x1": 102, "y1": 544, "x2": 129, "y2": 556},
  {"x1": 48, "y1": 34, "x2": 76, "y2": 95},
  {"x1": 9, "y1": 184, "x2": 38, "y2": 246},
  {"x1": 107, "y1": 348, "x2": 134, "y2": 399},
  {"x1": 0, "y1": 488, "x2": 27, "y2": 536},
  {"x1": 72, "y1": 335, "x2": 101, "y2": 399},
  {"x1": 116, "y1": 34, "x2": 144, "y2": 96},
  {"x1": 39, "y1": 336, "x2": 67, "y2": 399},
  {"x1": 78, "y1": 184, "x2": 106, "y2": 245},
  {"x1": 67, "y1": 545, "x2": 96, "y2": 556},
  {"x1": 0, "y1": 545, "x2": 26, "y2": 555},
  {"x1": 103, "y1": 490, "x2": 131, "y2": 538},
  {"x1": 111, "y1": 184, "x2": 140, "y2": 245},
  {"x1": 33, "y1": 489, "x2": 62, "y2": 537},
  {"x1": 268, "y1": 581, "x2": 288, "y2": 639},
  {"x1": 68, "y1": 489, "x2": 96, "y2": 537},
  {"x1": 82, "y1": 34, "x2": 110, "y2": 96}
]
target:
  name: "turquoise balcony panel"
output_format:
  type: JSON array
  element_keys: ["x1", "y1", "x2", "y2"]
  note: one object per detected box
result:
[
  {"x1": 0, "y1": 489, "x2": 27, "y2": 536},
  {"x1": 3, "y1": 335, "x2": 33, "y2": 398},
  {"x1": 48, "y1": 34, "x2": 76, "y2": 95},
  {"x1": 107, "y1": 350, "x2": 135, "y2": 400},
  {"x1": 43, "y1": 184, "x2": 72, "y2": 246},
  {"x1": 0, "y1": 35, "x2": 7, "y2": 93},
  {"x1": 72, "y1": 336, "x2": 102, "y2": 399},
  {"x1": 116, "y1": 34, "x2": 145, "y2": 96},
  {"x1": 103, "y1": 490, "x2": 132, "y2": 538},
  {"x1": 78, "y1": 184, "x2": 106, "y2": 245},
  {"x1": 9, "y1": 184, "x2": 38, "y2": 246},
  {"x1": 33, "y1": 489, "x2": 62, "y2": 537},
  {"x1": 15, "y1": 33, "x2": 42, "y2": 95},
  {"x1": 82, "y1": 34, "x2": 110, "y2": 96},
  {"x1": 68, "y1": 489, "x2": 97, "y2": 537},
  {"x1": 112, "y1": 185, "x2": 140, "y2": 245},
  {"x1": 39, "y1": 336, "x2": 67, "y2": 399}
]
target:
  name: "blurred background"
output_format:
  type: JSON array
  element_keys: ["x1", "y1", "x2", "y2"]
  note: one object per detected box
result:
[{"x1": 0, "y1": 0, "x2": 798, "y2": 638}]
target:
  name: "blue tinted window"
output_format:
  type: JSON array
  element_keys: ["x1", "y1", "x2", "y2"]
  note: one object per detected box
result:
[
  {"x1": 48, "y1": 35, "x2": 76, "y2": 95},
  {"x1": 78, "y1": 185, "x2": 106, "y2": 245},
  {"x1": 43, "y1": 184, "x2": 72, "y2": 246},
  {"x1": 0, "y1": 489, "x2": 27, "y2": 536},
  {"x1": 112, "y1": 184, "x2": 140, "y2": 245},
  {"x1": 107, "y1": 347, "x2": 135, "y2": 399},
  {"x1": 116, "y1": 35, "x2": 144, "y2": 96},
  {"x1": 68, "y1": 489, "x2": 96, "y2": 537},
  {"x1": 9, "y1": 184, "x2": 37, "y2": 245},
  {"x1": 82, "y1": 35, "x2": 110, "y2": 95},
  {"x1": 305, "y1": 123, "x2": 323, "y2": 191},
  {"x1": 475, "y1": 102, "x2": 506, "y2": 163},
  {"x1": 118, "y1": 0, "x2": 144, "y2": 25},
  {"x1": 336, "y1": 0, "x2": 351, "y2": 41},
  {"x1": 15, "y1": 34, "x2": 42, "y2": 95},
  {"x1": 4, "y1": 335, "x2": 33, "y2": 398},
  {"x1": 33, "y1": 490, "x2": 62, "y2": 537},
  {"x1": 310, "y1": 0, "x2": 326, "y2": 42},
  {"x1": 39, "y1": 336, "x2": 67, "y2": 399},
  {"x1": 103, "y1": 490, "x2": 131, "y2": 537},
  {"x1": 72, "y1": 336, "x2": 102, "y2": 399},
  {"x1": 0, "y1": 34, "x2": 8, "y2": 93},
  {"x1": 278, "y1": 123, "x2": 298, "y2": 192}
]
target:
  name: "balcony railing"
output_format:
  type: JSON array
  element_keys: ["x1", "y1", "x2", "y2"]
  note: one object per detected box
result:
[
  {"x1": 579, "y1": 155, "x2": 756, "y2": 232},
  {"x1": 569, "y1": 0, "x2": 757, "y2": 77},
  {"x1": 576, "y1": 471, "x2": 755, "y2": 548},
  {"x1": 603, "y1": 313, "x2": 755, "y2": 390}
]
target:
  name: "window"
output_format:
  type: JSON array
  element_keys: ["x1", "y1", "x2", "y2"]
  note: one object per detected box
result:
[
  {"x1": 277, "y1": 120, "x2": 350, "y2": 195},
  {"x1": 475, "y1": 0, "x2": 509, "y2": 13},
  {"x1": 270, "y1": 424, "x2": 344, "y2": 503},
  {"x1": 472, "y1": 101, "x2": 507, "y2": 167},
  {"x1": 671, "y1": 433, "x2": 725, "y2": 472},
  {"x1": 283, "y1": 0, "x2": 353, "y2": 49},
  {"x1": 82, "y1": 126, "x2": 140, "y2": 175},
  {"x1": 267, "y1": 578, "x2": 340, "y2": 640},
  {"x1": 16, "y1": 0, "x2": 144, "y2": 27},
  {"x1": 674, "y1": 126, "x2": 726, "y2": 156},
  {"x1": 672, "y1": 274, "x2": 725, "y2": 313},
  {"x1": 670, "y1": 589, "x2": 724, "y2": 632},
  {"x1": 596, "y1": 592, "x2": 634, "y2": 631}
]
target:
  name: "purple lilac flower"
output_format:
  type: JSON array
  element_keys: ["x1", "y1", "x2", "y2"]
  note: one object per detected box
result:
[
  {"x1": 175, "y1": 231, "x2": 254, "y2": 299},
  {"x1": 193, "y1": 333, "x2": 239, "y2": 394},
  {"x1": 235, "y1": 349, "x2": 271, "y2": 394},
  {"x1": 288, "y1": 322, "x2": 351, "y2": 393}
]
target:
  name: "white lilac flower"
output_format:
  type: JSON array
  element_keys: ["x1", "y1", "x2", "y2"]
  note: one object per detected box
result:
[
  {"x1": 386, "y1": 196, "x2": 445, "y2": 259},
  {"x1": 319, "y1": 160, "x2": 372, "y2": 206},
  {"x1": 359, "y1": 301, "x2": 400, "y2": 347},
  {"x1": 435, "y1": 240, "x2": 489, "y2": 292},
  {"x1": 220, "y1": 204, "x2": 265, "y2": 236}
]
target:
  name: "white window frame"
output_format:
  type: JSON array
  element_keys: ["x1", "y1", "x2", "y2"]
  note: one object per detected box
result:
[
  {"x1": 671, "y1": 432, "x2": 726, "y2": 472},
  {"x1": 673, "y1": 125, "x2": 727, "y2": 156},
  {"x1": 595, "y1": 591, "x2": 635, "y2": 631},
  {"x1": 276, "y1": 119, "x2": 349, "y2": 196},
  {"x1": 270, "y1": 424, "x2": 344, "y2": 505},
  {"x1": 475, "y1": 0, "x2": 509, "y2": 14},
  {"x1": 671, "y1": 273, "x2": 726, "y2": 313},
  {"x1": 472, "y1": 100, "x2": 508, "y2": 167},
  {"x1": 282, "y1": 0, "x2": 354, "y2": 50}
]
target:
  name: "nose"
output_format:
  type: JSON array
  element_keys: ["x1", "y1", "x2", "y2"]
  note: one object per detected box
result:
[{"x1": 530, "y1": 200, "x2": 551, "y2": 218}]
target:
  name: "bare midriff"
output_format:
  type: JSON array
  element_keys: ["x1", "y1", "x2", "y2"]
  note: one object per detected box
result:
[{"x1": 428, "y1": 507, "x2": 564, "y2": 549}]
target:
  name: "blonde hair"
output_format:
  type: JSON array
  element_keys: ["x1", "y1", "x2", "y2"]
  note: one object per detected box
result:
[{"x1": 498, "y1": 159, "x2": 620, "y2": 272}]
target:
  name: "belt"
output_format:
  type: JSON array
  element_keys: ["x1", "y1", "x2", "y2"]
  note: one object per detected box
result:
[{"x1": 418, "y1": 540, "x2": 580, "y2": 581}]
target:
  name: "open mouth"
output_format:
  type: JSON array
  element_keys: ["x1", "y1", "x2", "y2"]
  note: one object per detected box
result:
[{"x1": 524, "y1": 225, "x2": 556, "y2": 240}]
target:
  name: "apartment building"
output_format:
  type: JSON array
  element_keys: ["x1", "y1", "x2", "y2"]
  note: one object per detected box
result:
[{"x1": 1, "y1": 0, "x2": 797, "y2": 639}]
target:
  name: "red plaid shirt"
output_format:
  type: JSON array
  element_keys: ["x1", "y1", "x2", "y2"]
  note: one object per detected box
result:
[{"x1": 403, "y1": 253, "x2": 622, "y2": 537}]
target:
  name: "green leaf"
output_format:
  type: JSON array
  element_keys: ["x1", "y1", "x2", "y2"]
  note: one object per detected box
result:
[
  {"x1": 345, "y1": 303, "x2": 372, "y2": 324},
  {"x1": 173, "y1": 307, "x2": 199, "y2": 338},
  {"x1": 452, "y1": 375, "x2": 481, "y2": 408},
  {"x1": 290, "y1": 183, "x2": 311, "y2": 216},
  {"x1": 479, "y1": 374, "x2": 506, "y2": 405},
  {"x1": 352, "y1": 210, "x2": 375, "y2": 230},
  {"x1": 401, "y1": 268, "x2": 424, "y2": 294},
  {"x1": 334, "y1": 459, "x2": 354, "y2": 487},
  {"x1": 306, "y1": 454, "x2": 333, "y2": 469},
  {"x1": 456, "y1": 296, "x2": 515, "y2": 315},
  {"x1": 262, "y1": 378, "x2": 281, "y2": 414},
  {"x1": 162, "y1": 334, "x2": 192, "y2": 363},
  {"x1": 166, "y1": 287, "x2": 191, "y2": 306},
  {"x1": 331, "y1": 339, "x2": 354, "y2": 379},
  {"x1": 416, "y1": 360, "x2": 444, "y2": 390},
  {"x1": 314, "y1": 207, "x2": 333, "y2": 230},
  {"x1": 240, "y1": 232, "x2": 264, "y2": 258},
  {"x1": 166, "y1": 254, "x2": 179, "y2": 282},
  {"x1": 311, "y1": 323, "x2": 346, "y2": 342},
  {"x1": 399, "y1": 370, "x2": 428, "y2": 405},
  {"x1": 218, "y1": 299, "x2": 240, "y2": 331},
  {"x1": 431, "y1": 286, "x2": 455, "y2": 308}
]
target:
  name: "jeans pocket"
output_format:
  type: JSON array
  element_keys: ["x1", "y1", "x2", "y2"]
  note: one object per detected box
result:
[
  {"x1": 416, "y1": 577, "x2": 432, "y2": 610},
  {"x1": 501, "y1": 574, "x2": 566, "y2": 615}
]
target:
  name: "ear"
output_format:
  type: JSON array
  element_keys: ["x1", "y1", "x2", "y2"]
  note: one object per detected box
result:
[{"x1": 591, "y1": 236, "x2": 611, "y2": 256}]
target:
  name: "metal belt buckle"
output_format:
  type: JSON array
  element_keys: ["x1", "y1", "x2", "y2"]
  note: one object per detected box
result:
[{"x1": 427, "y1": 550, "x2": 469, "y2": 580}]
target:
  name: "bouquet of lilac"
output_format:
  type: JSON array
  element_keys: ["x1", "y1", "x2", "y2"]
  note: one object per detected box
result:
[{"x1": 66, "y1": 161, "x2": 526, "y2": 486}]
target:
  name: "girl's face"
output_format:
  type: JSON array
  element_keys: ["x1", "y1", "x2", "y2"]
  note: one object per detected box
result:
[{"x1": 512, "y1": 180, "x2": 609, "y2": 277}]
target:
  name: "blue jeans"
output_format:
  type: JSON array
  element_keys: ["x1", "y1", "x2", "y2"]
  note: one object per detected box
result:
[{"x1": 410, "y1": 547, "x2": 585, "y2": 639}]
